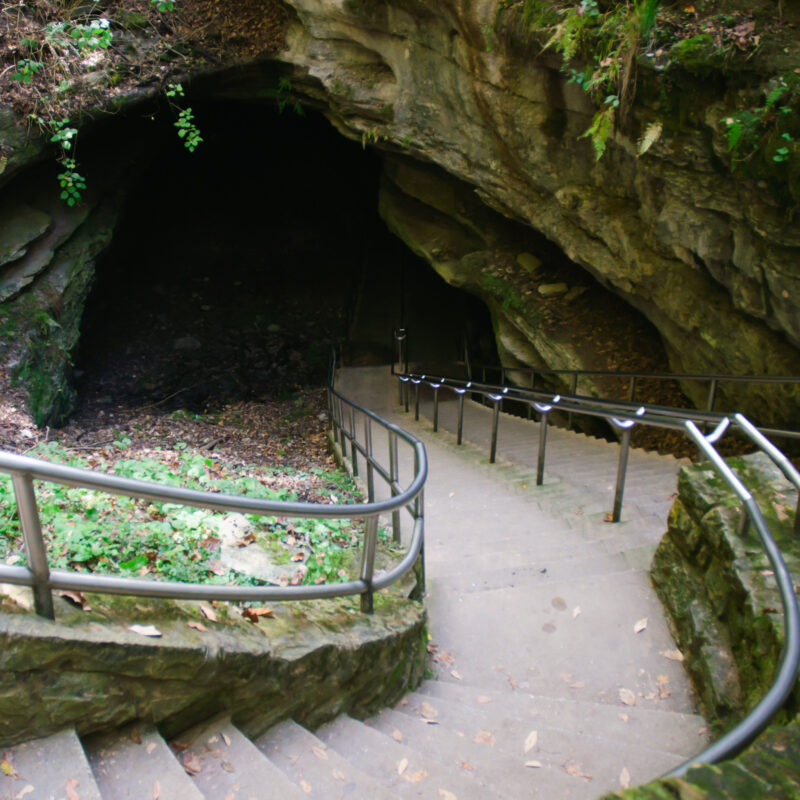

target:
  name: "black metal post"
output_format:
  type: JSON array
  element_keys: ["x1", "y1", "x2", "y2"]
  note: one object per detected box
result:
[{"x1": 612, "y1": 427, "x2": 632, "y2": 522}]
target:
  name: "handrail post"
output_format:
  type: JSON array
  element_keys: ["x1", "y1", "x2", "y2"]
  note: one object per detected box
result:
[
  {"x1": 528, "y1": 371, "x2": 535, "y2": 419},
  {"x1": 457, "y1": 393, "x2": 465, "y2": 445},
  {"x1": 393, "y1": 327, "x2": 407, "y2": 379},
  {"x1": 704, "y1": 378, "x2": 718, "y2": 434},
  {"x1": 12, "y1": 474, "x2": 54, "y2": 620},
  {"x1": 365, "y1": 417, "x2": 375, "y2": 502},
  {"x1": 490, "y1": 398, "x2": 501, "y2": 463},
  {"x1": 706, "y1": 378, "x2": 718, "y2": 413},
  {"x1": 414, "y1": 382, "x2": 420, "y2": 421},
  {"x1": 413, "y1": 449, "x2": 426, "y2": 597},
  {"x1": 360, "y1": 515, "x2": 378, "y2": 613},
  {"x1": 568, "y1": 373, "x2": 578, "y2": 431},
  {"x1": 738, "y1": 504, "x2": 751, "y2": 538},
  {"x1": 349, "y1": 407, "x2": 358, "y2": 477},
  {"x1": 628, "y1": 376, "x2": 637, "y2": 403},
  {"x1": 537, "y1": 412, "x2": 548, "y2": 485},
  {"x1": 611, "y1": 427, "x2": 632, "y2": 522},
  {"x1": 389, "y1": 432, "x2": 400, "y2": 543},
  {"x1": 795, "y1": 494, "x2": 800, "y2": 537},
  {"x1": 433, "y1": 386, "x2": 440, "y2": 432}
]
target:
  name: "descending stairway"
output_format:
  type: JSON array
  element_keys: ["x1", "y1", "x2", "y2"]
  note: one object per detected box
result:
[{"x1": 0, "y1": 366, "x2": 710, "y2": 799}]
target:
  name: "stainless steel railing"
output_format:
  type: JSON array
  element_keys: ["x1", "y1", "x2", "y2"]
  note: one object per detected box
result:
[
  {"x1": 0, "y1": 359, "x2": 428, "y2": 620},
  {"x1": 468, "y1": 360, "x2": 800, "y2": 442},
  {"x1": 394, "y1": 355, "x2": 799, "y2": 774}
]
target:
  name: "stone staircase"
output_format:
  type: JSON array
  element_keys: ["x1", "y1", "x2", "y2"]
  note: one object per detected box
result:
[{"x1": 0, "y1": 367, "x2": 712, "y2": 799}]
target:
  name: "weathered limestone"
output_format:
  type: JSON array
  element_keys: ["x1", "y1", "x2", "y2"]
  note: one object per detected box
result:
[
  {"x1": 0, "y1": 589, "x2": 427, "y2": 747},
  {"x1": 609, "y1": 453, "x2": 800, "y2": 798},
  {"x1": 2, "y1": 0, "x2": 800, "y2": 427}
]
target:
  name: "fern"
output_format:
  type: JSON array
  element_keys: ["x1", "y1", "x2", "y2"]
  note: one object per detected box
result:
[
  {"x1": 581, "y1": 103, "x2": 616, "y2": 160},
  {"x1": 638, "y1": 120, "x2": 663, "y2": 155}
]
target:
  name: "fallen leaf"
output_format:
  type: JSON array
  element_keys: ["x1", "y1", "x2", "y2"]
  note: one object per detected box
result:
[
  {"x1": 439, "y1": 790, "x2": 457, "y2": 800},
  {"x1": 570, "y1": 682, "x2": 585, "y2": 689},
  {"x1": 146, "y1": 742, "x2": 157, "y2": 754},
  {"x1": 332, "y1": 770, "x2": 345, "y2": 780},
  {"x1": 461, "y1": 762, "x2": 473, "y2": 771},
  {"x1": 603, "y1": 512, "x2": 614, "y2": 522},
  {"x1": 524, "y1": 730, "x2": 538, "y2": 753},
  {"x1": 291, "y1": 551, "x2": 305, "y2": 562},
  {"x1": 661, "y1": 649, "x2": 684, "y2": 662},
  {"x1": 300, "y1": 779, "x2": 312, "y2": 793},
  {"x1": 129, "y1": 624, "x2": 162, "y2": 637},
  {"x1": 618, "y1": 688, "x2": 636, "y2": 706},
  {"x1": 199, "y1": 603, "x2": 217, "y2": 622},
  {"x1": 560, "y1": 672, "x2": 573, "y2": 682},
  {"x1": 58, "y1": 590, "x2": 91, "y2": 611},
  {"x1": 618, "y1": 713, "x2": 629, "y2": 723},
  {"x1": 633, "y1": 617, "x2": 648, "y2": 634},
  {"x1": 16, "y1": 787, "x2": 34, "y2": 799},
  {"x1": 242, "y1": 607, "x2": 276, "y2": 623},
  {"x1": 0, "y1": 758, "x2": 15, "y2": 777},
  {"x1": 564, "y1": 762, "x2": 592, "y2": 781},
  {"x1": 572, "y1": 606, "x2": 581, "y2": 619},
  {"x1": 392, "y1": 729, "x2": 403, "y2": 742},
  {"x1": 311, "y1": 746, "x2": 328, "y2": 761},
  {"x1": 420, "y1": 702, "x2": 438, "y2": 720},
  {"x1": 65, "y1": 778, "x2": 81, "y2": 800},
  {"x1": 182, "y1": 755, "x2": 203, "y2": 775},
  {"x1": 397, "y1": 757, "x2": 408, "y2": 776},
  {"x1": 525, "y1": 761, "x2": 542, "y2": 769},
  {"x1": 477, "y1": 696, "x2": 492, "y2": 704},
  {"x1": 474, "y1": 730, "x2": 495, "y2": 746},
  {"x1": 451, "y1": 669, "x2": 462, "y2": 680},
  {"x1": 620, "y1": 767, "x2": 631, "y2": 788},
  {"x1": 404, "y1": 769, "x2": 427, "y2": 783},
  {"x1": 187, "y1": 621, "x2": 208, "y2": 632},
  {"x1": 153, "y1": 780, "x2": 161, "y2": 799}
]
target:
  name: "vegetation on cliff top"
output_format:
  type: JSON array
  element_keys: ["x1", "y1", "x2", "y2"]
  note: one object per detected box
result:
[{"x1": 496, "y1": 0, "x2": 800, "y2": 206}]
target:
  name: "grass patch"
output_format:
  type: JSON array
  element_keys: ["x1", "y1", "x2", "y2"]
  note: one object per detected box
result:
[{"x1": 0, "y1": 442, "x2": 393, "y2": 589}]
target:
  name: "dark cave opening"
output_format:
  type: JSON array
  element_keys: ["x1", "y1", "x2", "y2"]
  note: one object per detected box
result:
[{"x1": 77, "y1": 99, "x2": 496, "y2": 413}]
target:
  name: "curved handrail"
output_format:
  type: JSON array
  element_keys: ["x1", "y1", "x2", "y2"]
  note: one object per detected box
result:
[
  {"x1": 464, "y1": 360, "x2": 800, "y2": 440},
  {"x1": 0, "y1": 358, "x2": 428, "y2": 618},
  {"x1": 396, "y1": 367, "x2": 800, "y2": 775}
]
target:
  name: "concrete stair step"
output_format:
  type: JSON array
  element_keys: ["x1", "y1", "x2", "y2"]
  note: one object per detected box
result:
[
  {"x1": 315, "y1": 714, "x2": 510, "y2": 799},
  {"x1": 416, "y1": 680, "x2": 710, "y2": 757},
  {"x1": 174, "y1": 714, "x2": 306, "y2": 799},
  {"x1": 426, "y1": 570, "x2": 699, "y2": 713},
  {"x1": 425, "y1": 527, "x2": 660, "y2": 576},
  {"x1": 84, "y1": 722, "x2": 203, "y2": 800},
  {"x1": 390, "y1": 688, "x2": 699, "y2": 790},
  {"x1": 0, "y1": 729, "x2": 102, "y2": 800},
  {"x1": 430, "y1": 550, "x2": 642, "y2": 594},
  {"x1": 255, "y1": 718, "x2": 399, "y2": 799},
  {"x1": 368, "y1": 706, "x2": 585, "y2": 799}
]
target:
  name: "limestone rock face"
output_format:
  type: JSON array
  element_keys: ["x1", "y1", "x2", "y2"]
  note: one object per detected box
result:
[
  {"x1": 2, "y1": 0, "x2": 800, "y2": 427},
  {"x1": 275, "y1": 0, "x2": 800, "y2": 424}
]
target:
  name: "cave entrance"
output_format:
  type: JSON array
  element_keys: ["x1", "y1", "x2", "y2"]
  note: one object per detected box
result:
[{"x1": 77, "y1": 99, "x2": 495, "y2": 415}]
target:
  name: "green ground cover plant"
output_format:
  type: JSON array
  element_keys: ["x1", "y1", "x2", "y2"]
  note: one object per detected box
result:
[{"x1": 0, "y1": 442, "x2": 391, "y2": 589}]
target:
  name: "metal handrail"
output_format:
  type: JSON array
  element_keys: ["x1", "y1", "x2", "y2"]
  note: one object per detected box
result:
[
  {"x1": 396, "y1": 356, "x2": 800, "y2": 775},
  {"x1": 0, "y1": 357, "x2": 428, "y2": 619},
  {"x1": 467, "y1": 361, "x2": 800, "y2": 441}
]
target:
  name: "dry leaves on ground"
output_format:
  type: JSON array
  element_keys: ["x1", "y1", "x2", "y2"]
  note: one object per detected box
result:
[{"x1": 618, "y1": 688, "x2": 636, "y2": 706}]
